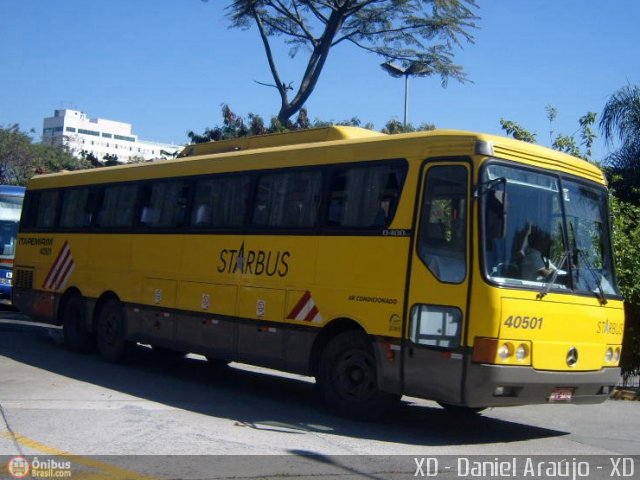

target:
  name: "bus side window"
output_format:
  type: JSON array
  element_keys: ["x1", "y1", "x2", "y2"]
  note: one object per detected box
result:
[
  {"x1": 97, "y1": 184, "x2": 138, "y2": 228},
  {"x1": 410, "y1": 304, "x2": 462, "y2": 348},
  {"x1": 35, "y1": 190, "x2": 60, "y2": 230},
  {"x1": 417, "y1": 165, "x2": 468, "y2": 283},
  {"x1": 191, "y1": 175, "x2": 250, "y2": 229},
  {"x1": 138, "y1": 181, "x2": 189, "y2": 228},
  {"x1": 252, "y1": 170, "x2": 322, "y2": 228},
  {"x1": 20, "y1": 191, "x2": 40, "y2": 230},
  {"x1": 60, "y1": 188, "x2": 90, "y2": 228},
  {"x1": 326, "y1": 162, "x2": 405, "y2": 228}
]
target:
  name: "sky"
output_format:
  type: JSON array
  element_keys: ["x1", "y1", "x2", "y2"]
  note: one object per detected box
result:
[{"x1": 1, "y1": 0, "x2": 638, "y2": 161}]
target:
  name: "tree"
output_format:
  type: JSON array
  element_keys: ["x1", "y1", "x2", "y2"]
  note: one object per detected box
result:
[
  {"x1": 500, "y1": 109, "x2": 597, "y2": 162},
  {"x1": 547, "y1": 111, "x2": 596, "y2": 161},
  {"x1": 223, "y1": 0, "x2": 479, "y2": 125},
  {"x1": 102, "y1": 154, "x2": 120, "y2": 166},
  {"x1": 80, "y1": 150, "x2": 102, "y2": 167},
  {"x1": 545, "y1": 104, "x2": 557, "y2": 144},
  {"x1": 609, "y1": 191, "x2": 640, "y2": 380},
  {"x1": 129, "y1": 155, "x2": 147, "y2": 164},
  {"x1": 499, "y1": 119, "x2": 537, "y2": 143},
  {"x1": 599, "y1": 84, "x2": 640, "y2": 169},
  {"x1": 0, "y1": 125, "x2": 34, "y2": 184},
  {"x1": 187, "y1": 104, "x2": 252, "y2": 143},
  {"x1": 578, "y1": 112, "x2": 597, "y2": 159},
  {"x1": 600, "y1": 85, "x2": 640, "y2": 204},
  {"x1": 187, "y1": 104, "x2": 379, "y2": 143},
  {"x1": 0, "y1": 125, "x2": 90, "y2": 185},
  {"x1": 381, "y1": 119, "x2": 435, "y2": 134}
]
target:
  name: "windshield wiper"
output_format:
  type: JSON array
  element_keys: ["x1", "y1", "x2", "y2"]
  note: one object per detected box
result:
[
  {"x1": 473, "y1": 177, "x2": 506, "y2": 198},
  {"x1": 537, "y1": 250, "x2": 569, "y2": 300},
  {"x1": 576, "y1": 249, "x2": 608, "y2": 305}
]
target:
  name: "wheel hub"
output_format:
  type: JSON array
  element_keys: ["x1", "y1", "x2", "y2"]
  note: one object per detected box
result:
[{"x1": 334, "y1": 350, "x2": 375, "y2": 401}]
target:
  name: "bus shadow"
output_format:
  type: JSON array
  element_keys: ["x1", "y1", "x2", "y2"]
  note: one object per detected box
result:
[{"x1": 0, "y1": 321, "x2": 568, "y2": 447}]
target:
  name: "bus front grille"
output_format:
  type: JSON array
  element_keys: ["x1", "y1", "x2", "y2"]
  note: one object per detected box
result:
[{"x1": 14, "y1": 269, "x2": 34, "y2": 290}]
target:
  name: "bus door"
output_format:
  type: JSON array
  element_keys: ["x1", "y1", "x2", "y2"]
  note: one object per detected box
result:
[{"x1": 403, "y1": 162, "x2": 470, "y2": 404}]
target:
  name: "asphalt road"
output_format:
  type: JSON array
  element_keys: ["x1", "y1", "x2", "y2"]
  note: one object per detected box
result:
[{"x1": 1, "y1": 311, "x2": 638, "y2": 479}]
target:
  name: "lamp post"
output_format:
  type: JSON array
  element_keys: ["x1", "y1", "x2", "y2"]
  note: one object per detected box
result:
[{"x1": 381, "y1": 61, "x2": 432, "y2": 129}]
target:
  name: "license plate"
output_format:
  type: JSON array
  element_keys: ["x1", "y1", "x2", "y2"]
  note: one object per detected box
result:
[{"x1": 549, "y1": 388, "x2": 573, "y2": 402}]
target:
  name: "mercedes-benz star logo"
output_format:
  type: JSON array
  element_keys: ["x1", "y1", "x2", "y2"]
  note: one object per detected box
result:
[{"x1": 566, "y1": 347, "x2": 579, "y2": 367}]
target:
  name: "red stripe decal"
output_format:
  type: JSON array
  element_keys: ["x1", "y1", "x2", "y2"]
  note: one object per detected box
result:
[
  {"x1": 48, "y1": 248, "x2": 71, "y2": 289},
  {"x1": 304, "y1": 305, "x2": 319, "y2": 322},
  {"x1": 42, "y1": 242, "x2": 68, "y2": 288},
  {"x1": 287, "y1": 291, "x2": 311, "y2": 319},
  {"x1": 54, "y1": 257, "x2": 74, "y2": 290}
]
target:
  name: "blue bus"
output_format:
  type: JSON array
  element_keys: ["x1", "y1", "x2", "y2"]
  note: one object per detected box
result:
[{"x1": 0, "y1": 185, "x2": 25, "y2": 303}]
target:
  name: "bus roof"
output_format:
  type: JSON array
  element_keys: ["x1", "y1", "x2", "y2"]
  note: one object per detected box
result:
[
  {"x1": 26, "y1": 128, "x2": 606, "y2": 188},
  {"x1": 178, "y1": 126, "x2": 384, "y2": 158}
]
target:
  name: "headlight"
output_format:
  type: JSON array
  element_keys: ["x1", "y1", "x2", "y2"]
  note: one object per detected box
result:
[
  {"x1": 515, "y1": 343, "x2": 529, "y2": 361},
  {"x1": 498, "y1": 343, "x2": 513, "y2": 361},
  {"x1": 614, "y1": 347, "x2": 621, "y2": 363},
  {"x1": 605, "y1": 347, "x2": 614, "y2": 363}
]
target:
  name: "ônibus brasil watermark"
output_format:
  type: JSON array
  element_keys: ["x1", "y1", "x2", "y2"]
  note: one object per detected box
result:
[{"x1": 7, "y1": 456, "x2": 72, "y2": 478}]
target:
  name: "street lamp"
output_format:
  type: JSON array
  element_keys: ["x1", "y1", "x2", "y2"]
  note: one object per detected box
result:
[{"x1": 381, "y1": 61, "x2": 432, "y2": 128}]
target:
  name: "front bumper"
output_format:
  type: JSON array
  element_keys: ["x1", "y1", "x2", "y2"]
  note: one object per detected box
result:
[{"x1": 464, "y1": 362, "x2": 620, "y2": 408}]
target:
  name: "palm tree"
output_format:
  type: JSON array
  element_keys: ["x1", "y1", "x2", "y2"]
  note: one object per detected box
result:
[{"x1": 599, "y1": 84, "x2": 640, "y2": 168}]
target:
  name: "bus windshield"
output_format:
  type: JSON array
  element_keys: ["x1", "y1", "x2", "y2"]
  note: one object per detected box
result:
[
  {"x1": 482, "y1": 163, "x2": 619, "y2": 297},
  {"x1": 0, "y1": 194, "x2": 24, "y2": 258}
]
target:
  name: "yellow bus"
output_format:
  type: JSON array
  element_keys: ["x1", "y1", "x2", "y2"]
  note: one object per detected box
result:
[{"x1": 13, "y1": 126, "x2": 624, "y2": 419}]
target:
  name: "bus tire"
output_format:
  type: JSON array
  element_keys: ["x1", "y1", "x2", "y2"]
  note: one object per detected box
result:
[
  {"x1": 96, "y1": 299, "x2": 129, "y2": 363},
  {"x1": 62, "y1": 294, "x2": 94, "y2": 353},
  {"x1": 317, "y1": 330, "x2": 399, "y2": 421}
]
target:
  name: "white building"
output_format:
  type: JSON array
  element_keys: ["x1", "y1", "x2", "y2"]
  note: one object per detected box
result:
[{"x1": 42, "y1": 109, "x2": 182, "y2": 163}]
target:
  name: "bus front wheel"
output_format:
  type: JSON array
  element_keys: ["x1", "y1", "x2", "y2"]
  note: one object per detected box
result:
[
  {"x1": 317, "y1": 330, "x2": 399, "y2": 421},
  {"x1": 96, "y1": 299, "x2": 128, "y2": 363},
  {"x1": 61, "y1": 294, "x2": 94, "y2": 353}
]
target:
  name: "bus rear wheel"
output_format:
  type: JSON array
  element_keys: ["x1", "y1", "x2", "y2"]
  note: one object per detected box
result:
[
  {"x1": 61, "y1": 294, "x2": 94, "y2": 353},
  {"x1": 318, "y1": 330, "x2": 399, "y2": 421},
  {"x1": 96, "y1": 299, "x2": 129, "y2": 363}
]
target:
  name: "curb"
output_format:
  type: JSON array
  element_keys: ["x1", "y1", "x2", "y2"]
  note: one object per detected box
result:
[{"x1": 611, "y1": 388, "x2": 640, "y2": 401}]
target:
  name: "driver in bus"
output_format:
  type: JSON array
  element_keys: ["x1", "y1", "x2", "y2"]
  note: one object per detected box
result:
[{"x1": 520, "y1": 226, "x2": 555, "y2": 281}]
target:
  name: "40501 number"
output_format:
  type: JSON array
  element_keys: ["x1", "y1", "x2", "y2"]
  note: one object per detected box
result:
[{"x1": 503, "y1": 315, "x2": 544, "y2": 329}]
